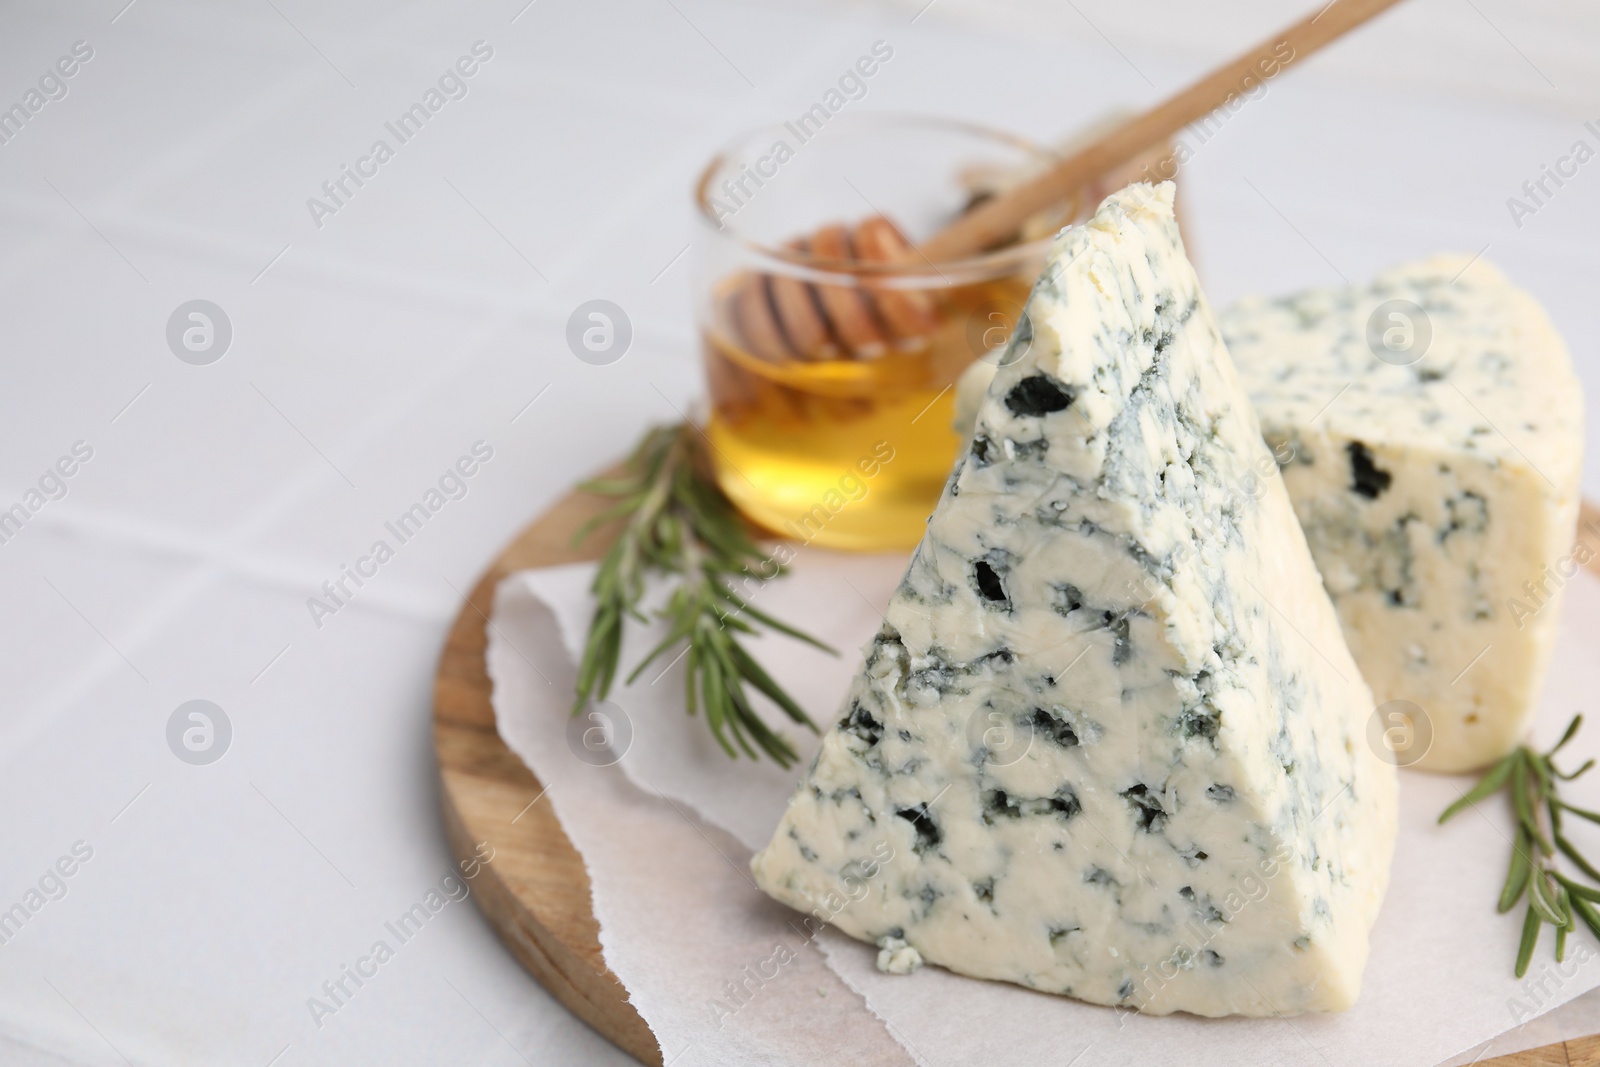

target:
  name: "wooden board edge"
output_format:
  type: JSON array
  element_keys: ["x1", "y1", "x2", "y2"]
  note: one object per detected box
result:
[
  {"x1": 432, "y1": 480, "x2": 661, "y2": 1064},
  {"x1": 436, "y1": 734, "x2": 661, "y2": 1064}
]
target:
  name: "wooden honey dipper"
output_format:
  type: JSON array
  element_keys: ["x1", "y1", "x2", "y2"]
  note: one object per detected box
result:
[
  {"x1": 722, "y1": 0, "x2": 1407, "y2": 365},
  {"x1": 733, "y1": 217, "x2": 939, "y2": 363}
]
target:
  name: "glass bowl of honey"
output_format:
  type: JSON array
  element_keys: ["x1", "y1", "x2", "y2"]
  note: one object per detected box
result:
[{"x1": 692, "y1": 113, "x2": 1059, "y2": 552}]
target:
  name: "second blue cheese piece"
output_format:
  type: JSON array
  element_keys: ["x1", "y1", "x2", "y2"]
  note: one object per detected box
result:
[
  {"x1": 1223, "y1": 257, "x2": 1585, "y2": 773},
  {"x1": 751, "y1": 183, "x2": 1398, "y2": 1017}
]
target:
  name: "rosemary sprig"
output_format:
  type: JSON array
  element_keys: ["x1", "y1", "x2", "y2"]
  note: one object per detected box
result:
[
  {"x1": 1440, "y1": 714, "x2": 1600, "y2": 976},
  {"x1": 570, "y1": 422, "x2": 833, "y2": 767}
]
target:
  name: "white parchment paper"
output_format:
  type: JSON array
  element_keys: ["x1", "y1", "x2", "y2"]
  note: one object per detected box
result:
[
  {"x1": 489, "y1": 550, "x2": 1600, "y2": 1066},
  {"x1": 488, "y1": 569, "x2": 912, "y2": 1067}
]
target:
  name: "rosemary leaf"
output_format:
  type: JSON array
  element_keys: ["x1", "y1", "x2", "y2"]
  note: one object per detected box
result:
[
  {"x1": 683, "y1": 643, "x2": 699, "y2": 718},
  {"x1": 1548, "y1": 714, "x2": 1585, "y2": 757},
  {"x1": 1556, "y1": 759, "x2": 1597, "y2": 782},
  {"x1": 1529, "y1": 752, "x2": 1554, "y2": 793},
  {"x1": 725, "y1": 640, "x2": 813, "y2": 726},
  {"x1": 1439, "y1": 753, "x2": 1517, "y2": 824},
  {"x1": 698, "y1": 648, "x2": 738, "y2": 760},
  {"x1": 1556, "y1": 883, "x2": 1572, "y2": 963},
  {"x1": 734, "y1": 688, "x2": 797, "y2": 763},
  {"x1": 1556, "y1": 872, "x2": 1600, "y2": 904},
  {"x1": 1556, "y1": 799, "x2": 1600, "y2": 824},
  {"x1": 571, "y1": 495, "x2": 645, "y2": 545},
  {"x1": 718, "y1": 587, "x2": 836, "y2": 653},
  {"x1": 720, "y1": 670, "x2": 760, "y2": 761},
  {"x1": 1510, "y1": 756, "x2": 1534, "y2": 831},
  {"x1": 1446, "y1": 717, "x2": 1600, "y2": 977},
  {"x1": 1512, "y1": 757, "x2": 1553, "y2": 855},
  {"x1": 1529, "y1": 869, "x2": 1564, "y2": 925},
  {"x1": 624, "y1": 600, "x2": 695, "y2": 685},
  {"x1": 1572, "y1": 894, "x2": 1600, "y2": 943},
  {"x1": 1516, "y1": 903, "x2": 1542, "y2": 978},
  {"x1": 1500, "y1": 825, "x2": 1533, "y2": 913},
  {"x1": 571, "y1": 422, "x2": 831, "y2": 768},
  {"x1": 1556, "y1": 832, "x2": 1600, "y2": 883}
]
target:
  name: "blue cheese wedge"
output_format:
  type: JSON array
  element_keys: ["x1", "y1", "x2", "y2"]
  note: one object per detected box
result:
[
  {"x1": 753, "y1": 184, "x2": 1398, "y2": 1017},
  {"x1": 1222, "y1": 257, "x2": 1585, "y2": 773}
]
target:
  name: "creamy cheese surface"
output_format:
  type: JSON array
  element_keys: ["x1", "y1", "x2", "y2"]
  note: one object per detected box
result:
[
  {"x1": 752, "y1": 184, "x2": 1398, "y2": 1018},
  {"x1": 1224, "y1": 257, "x2": 1584, "y2": 773}
]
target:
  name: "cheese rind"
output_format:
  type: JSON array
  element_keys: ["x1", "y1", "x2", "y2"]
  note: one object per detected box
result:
[
  {"x1": 1222, "y1": 257, "x2": 1585, "y2": 773},
  {"x1": 752, "y1": 184, "x2": 1397, "y2": 1017}
]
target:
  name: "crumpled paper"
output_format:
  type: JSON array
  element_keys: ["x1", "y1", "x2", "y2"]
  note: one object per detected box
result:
[{"x1": 489, "y1": 548, "x2": 1600, "y2": 1066}]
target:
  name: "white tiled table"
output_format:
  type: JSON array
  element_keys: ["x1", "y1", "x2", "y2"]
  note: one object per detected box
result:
[{"x1": 0, "y1": 1, "x2": 1596, "y2": 1063}]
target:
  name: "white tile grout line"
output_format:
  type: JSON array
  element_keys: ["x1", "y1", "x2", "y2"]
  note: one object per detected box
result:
[
  {"x1": 0, "y1": 115, "x2": 1587, "y2": 588},
  {"x1": 0, "y1": 20, "x2": 631, "y2": 752},
  {"x1": 15, "y1": 503, "x2": 461, "y2": 625},
  {"x1": 0, "y1": 302, "x2": 528, "y2": 763},
  {"x1": 0, "y1": 22, "x2": 1590, "y2": 630},
  {"x1": 0, "y1": 3, "x2": 857, "y2": 313},
  {"x1": 466, "y1": 30, "x2": 910, "y2": 293},
  {"x1": 0, "y1": 0, "x2": 1586, "y2": 289},
  {"x1": 14, "y1": 53, "x2": 756, "y2": 253}
]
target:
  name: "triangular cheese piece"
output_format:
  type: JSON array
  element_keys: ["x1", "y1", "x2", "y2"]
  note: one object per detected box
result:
[{"x1": 751, "y1": 183, "x2": 1398, "y2": 1017}]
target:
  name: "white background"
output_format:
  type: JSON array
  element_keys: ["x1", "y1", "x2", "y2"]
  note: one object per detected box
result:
[{"x1": 0, "y1": 0, "x2": 1595, "y2": 1064}]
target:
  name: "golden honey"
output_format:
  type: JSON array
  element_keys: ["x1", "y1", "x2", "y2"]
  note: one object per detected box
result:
[{"x1": 703, "y1": 274, "x2": 1035, "y2": 551}]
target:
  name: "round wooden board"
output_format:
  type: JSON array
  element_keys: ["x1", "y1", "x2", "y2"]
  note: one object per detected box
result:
[{"x1": 433, "y1": 491, "x2": 1600, "y2": 1067}]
